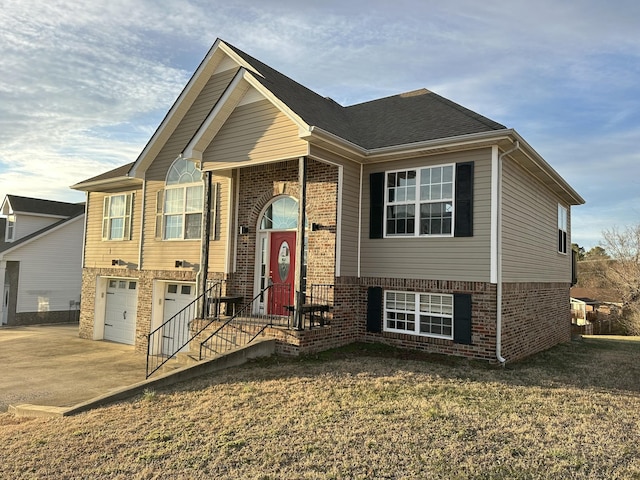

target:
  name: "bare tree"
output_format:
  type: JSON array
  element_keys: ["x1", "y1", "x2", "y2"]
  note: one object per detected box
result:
[{"x1": 600, "y1": 225, "x2": 640, "y2": 335}]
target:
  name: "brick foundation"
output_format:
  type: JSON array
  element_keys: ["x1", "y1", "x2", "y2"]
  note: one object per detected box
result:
[{"x1": 501, "y1": 282, "x2": 571, "y2": 361}]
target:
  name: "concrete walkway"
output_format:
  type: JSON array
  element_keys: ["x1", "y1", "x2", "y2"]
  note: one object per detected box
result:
[{"x1": 0, "y1": 324, "x2": 147, "y2": 412}]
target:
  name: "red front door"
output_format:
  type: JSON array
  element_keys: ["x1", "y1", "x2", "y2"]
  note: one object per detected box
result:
[{"x1": 269, "y1": 231, "x2": 296, "y2": 315}]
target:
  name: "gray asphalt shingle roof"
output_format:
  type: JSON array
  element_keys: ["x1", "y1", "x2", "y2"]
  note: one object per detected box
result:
[
  {"x1": 225, "y1": 41, "x2": 506, "y2": 149},
  {"x1": 6, "y1": 195, "x2": 85, "y2": 217}
]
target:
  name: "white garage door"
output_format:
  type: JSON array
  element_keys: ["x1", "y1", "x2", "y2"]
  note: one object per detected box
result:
[
  {"x1": 104, "y1": 279, "x2": 138, "y2": 345},
  {"x1": 162, "y1": 282, "x2": 196, "y2": 355}
]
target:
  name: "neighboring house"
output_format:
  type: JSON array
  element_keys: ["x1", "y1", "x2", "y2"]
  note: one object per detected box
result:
[
  {"x1": 0, "y1": 195, "x2": 85, "y2": 325},
  {"x1": 72, "y1": 39, "x2": 584, "y2": 364},
  {"x1": 570, "y1": 286, "x2": 621, "y2": 332}
]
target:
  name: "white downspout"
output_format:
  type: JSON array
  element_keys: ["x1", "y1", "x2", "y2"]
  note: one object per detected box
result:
[{"x1": 496, "y1": 140, "x2": 520, "y2": 365}]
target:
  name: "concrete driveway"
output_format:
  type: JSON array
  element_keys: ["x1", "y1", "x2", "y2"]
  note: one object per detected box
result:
[{"x1": 0, "y1": 324, "x2": 147, "y2": 412}]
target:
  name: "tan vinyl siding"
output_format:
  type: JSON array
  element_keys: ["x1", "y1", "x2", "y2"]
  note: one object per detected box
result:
[
  {"x1": 360, "y1": 148, "x2": 493, "y2": 282},
  {"x1": 309, "y1": 145, "x2": 361, "y2": 277},
  {"x1": 83, "y1": 189, "x2": 142, "y2": 269},
  {"x1": 202, "y1": 99, "x2": 308, "y2": 170},
  {"x1": 145, "y1": 68, "x2": 239, "y2": 182},
  {"x1": 208, "y1": 173, "x2": 232, "y2": 272},
  {"x1": 501, "y1": 159, "x2": 571, "y2": 282},
  {"x1": 141, "y1": 69, "x2": 238, "y2": 271}
]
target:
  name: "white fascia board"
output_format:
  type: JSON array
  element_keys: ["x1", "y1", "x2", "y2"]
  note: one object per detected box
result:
[
  {"x1": 128, "y1": 40, "x2": 227, "y2": 179},
  {"x1": 70, "y1": 176, "x2": 142, "y2": 192}
]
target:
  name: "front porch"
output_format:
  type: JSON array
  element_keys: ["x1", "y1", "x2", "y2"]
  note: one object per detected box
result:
[{"x1": 145, "y1": 279, "x2": 336, "y2": 377}]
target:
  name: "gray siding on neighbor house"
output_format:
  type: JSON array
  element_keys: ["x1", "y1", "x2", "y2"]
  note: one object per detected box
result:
[
  {"x1": 360, "y1": 148, "x2": 493, "y2": 282},
  {"x1": 501, "y1": 158, "x2": 572, "y2": 283},
  {"x1": 309, "y1": 145, "x2": 361, "y2": 278}
]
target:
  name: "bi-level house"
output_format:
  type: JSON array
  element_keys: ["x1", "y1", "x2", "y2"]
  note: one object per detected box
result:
[
  {"x1": 0, "y1": 195, "x2": 85, "y2": 325},
  {"x1": 72, "y1": 39, "x2": 583, "y2": 369}
]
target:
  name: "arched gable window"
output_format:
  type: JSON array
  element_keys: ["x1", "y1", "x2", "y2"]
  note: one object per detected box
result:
[{"x1": 160, "y1": 157, "x2": 203, "y2": 240}]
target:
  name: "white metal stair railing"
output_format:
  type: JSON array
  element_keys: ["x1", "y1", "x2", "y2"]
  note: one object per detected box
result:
[{"x1": 146, "y1": 281, "x2": 224, "y2": 378}]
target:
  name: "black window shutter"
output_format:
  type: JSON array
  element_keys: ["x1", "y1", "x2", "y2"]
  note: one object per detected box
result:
[
  {"x1": 369, "y1": 172, "x2": 385, "y2": 239},
  {"x1": 454, "y1": 162, "x2": 474, "y2": 237},
  {"x1": 453, "y1": 293, "x2": 472, "y2": 345},
  {"x1": 366, "y1": 287, "x2": 383, "y2": 333}
]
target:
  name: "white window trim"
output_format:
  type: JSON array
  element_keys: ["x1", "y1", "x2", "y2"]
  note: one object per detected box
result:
[
  {"x1": 383, "y1": 290, "x2": 454, "y2": 340},
  {"x1": 383, "y1": 163, "x2": 456, "y2": 238},
  {"x1": 162, "y1": 183, "x2": 203, "y2": 241},
  {"x1": 102, "y1": 194, "x2": 133, "y2": 241},
  {"x1": 558, "y1": 204, "x2": 568, "y2": 255},
  {"x1": 6, "y1": 215, "x2": 15, "y2": 242}
]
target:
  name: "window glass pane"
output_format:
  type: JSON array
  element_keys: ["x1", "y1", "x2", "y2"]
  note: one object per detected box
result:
[
  {"x1": 164, "y1": 188, "x2": 183, "y2": 214},
  {"x1": 186, "y1": 185, "x2": 203, "y2": 213},
  {"x1": 109, "y1": 280, "x2": 117, "y2": 288},
  {"x1": 181, "y1": 285, "x2": 192, "y2": 295},
  {"x1": 164, "y1": 215, "x2": 183, "y2": 239},
  {"x1": 110, "y1": 218, "x2": 124, "y2": 240},
  {"x1": 420, "y1": 202, "x2": 452, "y2": 235},
  {"x1": 128, "y1": 282, "x2": 137, "y2": 290},
  {"x1": 260, "y1": 197, "x2": 298, "y2": 230},
  {"x1": 443, "y1": 165, "x2": 453, "y2": 183},
  {"x1": 167, "y1": 158, "x2": 200, "y2": 185},
  {"x1": 118, "y1": 281, "x2": 126, "y2": 289},
  {"x1": 184, "y1": 213, "x2": 202, "y2": 239},
  {"x1": 109, "y1": 195, "x2": 125, "y2": 217},
  {"x1": 168, "y1": 284, "x2": 178, "y2": 294}
]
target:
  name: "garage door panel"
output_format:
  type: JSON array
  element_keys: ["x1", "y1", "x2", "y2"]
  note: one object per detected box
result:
[{"x1": 104, "y1": 279, "x2": 138, "y2": 345}]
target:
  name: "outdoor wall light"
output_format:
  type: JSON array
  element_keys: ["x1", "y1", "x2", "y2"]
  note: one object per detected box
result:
[
  {"x1": 239, "y1": 225, "x2": 249, "y2": 235},
  {"x1": 111, "y1": 259, "x2": 122, "y2": 266},
  {"x1": 312, "y1": 223, "x2": 323, "y2": 231},
  {"x1": 175, "y1": 260, "x2": 184, "y2": 268}
]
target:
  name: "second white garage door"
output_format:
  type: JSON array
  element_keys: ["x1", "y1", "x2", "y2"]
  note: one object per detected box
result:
[{"x1": 104, "y1": 279, "x2": 138, "y2": 345}]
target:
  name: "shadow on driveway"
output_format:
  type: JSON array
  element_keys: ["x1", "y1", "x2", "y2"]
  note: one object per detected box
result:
[{"x1": 0, "y1": 324, "x2": 147, "y2": 412}]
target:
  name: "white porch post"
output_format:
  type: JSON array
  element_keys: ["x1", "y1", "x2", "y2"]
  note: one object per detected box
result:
[{"x1": 294, "y1": 156, "x2": 308, "y2": 329}]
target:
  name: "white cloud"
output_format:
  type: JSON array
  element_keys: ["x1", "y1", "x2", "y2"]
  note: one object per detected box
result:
[{"x1": 0, "y1": 0, "x2": 639, "y2": 249}]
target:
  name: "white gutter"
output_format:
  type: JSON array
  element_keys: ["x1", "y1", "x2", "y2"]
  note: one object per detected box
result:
[{"x1": 495, "y1": 140, "x2": 520, "y2": 365}]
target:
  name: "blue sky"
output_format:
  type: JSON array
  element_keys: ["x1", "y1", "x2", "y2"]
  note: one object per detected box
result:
[{"x1": 1, "y1": 0, "x2": 639, "y2": 249}]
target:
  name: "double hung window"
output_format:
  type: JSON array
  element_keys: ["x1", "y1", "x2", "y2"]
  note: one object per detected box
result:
[
  {"x1": 102, "y1": 194, "x2": 133, "y2": 240},
  {"x1": 385, "y1": 164, "x2": 454, "y2": 237},
  {"x1": 384, "y1": 290, "x2": 454, "y2": 339},
  {"x1": 160, "y1": 158, "x2": 203, "y2": 240},
  {"x1": 558, "y1": 205, "x2": 568, "y2": 254}
]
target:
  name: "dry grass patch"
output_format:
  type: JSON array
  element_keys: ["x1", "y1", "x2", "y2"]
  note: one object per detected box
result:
[{"x1": 1, "y1": 337, "x2": 639, "y2": 479}]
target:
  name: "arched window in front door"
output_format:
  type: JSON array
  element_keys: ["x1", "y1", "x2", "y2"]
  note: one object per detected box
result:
[
  {"x1": 260, "y1": 196, "x2": 299, "y2": 231},
  {"x1": 255, "y1": 196, "x2": 307, "y2": 314}
]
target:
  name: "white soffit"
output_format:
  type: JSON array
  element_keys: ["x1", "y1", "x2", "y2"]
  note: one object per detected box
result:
[
  {"x1": 214, "y1": 55, "x2": 239, "y2": 75},
  {"x1": 238, "y1": 86, "x2": 266, "y2": 106}
]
